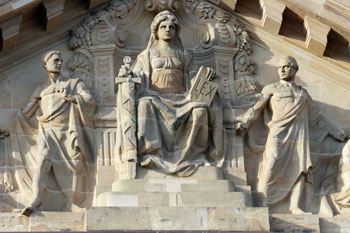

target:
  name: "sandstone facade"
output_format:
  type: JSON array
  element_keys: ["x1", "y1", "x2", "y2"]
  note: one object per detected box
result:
[{"x1": 0, "y1": 0, "x2": 349, "y2": 232}]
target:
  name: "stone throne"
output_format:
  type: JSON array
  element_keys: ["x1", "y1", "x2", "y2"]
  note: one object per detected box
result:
[{"x1": 67, "y1": 0, "x2": 267, "y2": 231}]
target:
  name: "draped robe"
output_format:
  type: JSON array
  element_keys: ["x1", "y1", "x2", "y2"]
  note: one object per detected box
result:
[
  {"x1": 115, "y1": 48, "x2": 224, "y2": 177},
  {"x1": 0, "y1": 77, "x2": 96, "y2": 209},
  {"x1": 246, "y1": 81, "x2": 344, "y2": 210}
]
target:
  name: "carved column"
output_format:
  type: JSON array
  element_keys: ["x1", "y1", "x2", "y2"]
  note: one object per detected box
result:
[
  {"x1": 90, "y1": 44, "x2": 119, "y2": 205},
  {"x1": 90, "y1": 44, "x2": 118, "y2": 105}
]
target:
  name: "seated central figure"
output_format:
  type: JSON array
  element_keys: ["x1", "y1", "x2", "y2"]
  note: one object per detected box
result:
[{"x1": 130, "y1": 11, "x2": 223, "y2": 176}]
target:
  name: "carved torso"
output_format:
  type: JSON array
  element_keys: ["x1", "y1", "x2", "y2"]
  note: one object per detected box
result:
[
  {"x1": 150, "y1": 48, "x2": 185, "y2": 94},
  {"x1": 39, "y1": 78, "x2": 72, "y2": 125},
  {"x1": 268, "y1": 81, "x2": 305, "y2": 120}
]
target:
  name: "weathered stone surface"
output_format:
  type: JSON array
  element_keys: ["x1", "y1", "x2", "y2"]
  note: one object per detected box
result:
[
  {"x1": 29, "y1": 211, "x2": 85, "y2": 231},
  {"x1": 320, "y1": 216, "x2": 350, "y2": 233},
  {"x1": 208, "y1": 207, "x2": 270, "y2": 231},
  {"x1": 96, "y1": 191, "x2": 249, "y2": 208},
  {"x1": 136, "y1": 166, "x2": 224, "y2": 180},
  {"x1": 0, "y1": 213, "x2": 28, "y2": 231},
  {"x1": 112, "y1": 179, "x2": 234, "y2": 193},
  {"x1": 85, "y1": 207, "x2": 269, "y2": 231},
  {"x1": 270, "y1": 214, "x2": 320, "y2": 233}
]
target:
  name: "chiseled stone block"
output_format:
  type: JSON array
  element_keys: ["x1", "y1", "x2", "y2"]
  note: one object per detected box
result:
[
  {"x1": 208, "y1": 207, "x2": 269, "y2": 231},
  {"x1": 177, "y1": 192, "x2": 251, "y2": 207},
  {"x1": 96, "y1": 191, "x2": 249, "y2": 208},
  {"x1": 0, "y1": 213, "x2": 28, "y2": 231},
  {"x1": 28, "y1": 211, "x2": 85, "y2": 231},
  {"x1": 85, "y1": 206, "x2": 269, "y2": 231},
  {"x1": 320, "y1": 216, "x2": 350, "y2": 233},
  {"x1": 270, "y1": 214, "x2": 320, "y2": 232},
  {"x1": 136, "y1": 166, "x2": 224, "y2": 180}
]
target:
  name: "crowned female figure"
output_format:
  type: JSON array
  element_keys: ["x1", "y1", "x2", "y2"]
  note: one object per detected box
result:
[{"x1": 118, "y1": 11, "x2": 224, "y2": 176}]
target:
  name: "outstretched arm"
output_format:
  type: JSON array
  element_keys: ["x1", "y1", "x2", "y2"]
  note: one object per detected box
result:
[{"x1": 236, "y1": 85, "x2": 273, "y2": 135}]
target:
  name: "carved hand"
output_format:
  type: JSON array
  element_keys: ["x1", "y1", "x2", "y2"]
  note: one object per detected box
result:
[
  {"x1": 236, "y1": 121, "x2": 249, "y2": 136},
  {"x1": 118, "y1": 65, "x2": 133, "y2": 78},
  {"x1": 329, "y1": 129, "x2": 348, "y2": 142},
  {"x1": 0, "y1": 128, "x2": 10, "y2": 139},
  {"x1": 63, "y1": 96, "x2": 77, "y2": 104},
  {"x1": 206, "y1": 67, "x2": 217, "y2": 81}
]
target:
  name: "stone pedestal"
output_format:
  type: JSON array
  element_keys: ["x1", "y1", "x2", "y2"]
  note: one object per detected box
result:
[{"x1": 90, "y1": 167, "x2": 268, "y2": 231}]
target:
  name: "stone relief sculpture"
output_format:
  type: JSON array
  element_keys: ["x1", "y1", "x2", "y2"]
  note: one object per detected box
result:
[
  {"x1": 115, "y1": 10, "x2": 223, "y2": 177},
  {"x1": 237, "y1": 56, "x2": 348, "y2": 215},
  {"x1": 0, "y1": 51, "x2": 96, "y2": 216},
  {"x1": 0, "y1": 3, "x2": 349, "y2": 232}
]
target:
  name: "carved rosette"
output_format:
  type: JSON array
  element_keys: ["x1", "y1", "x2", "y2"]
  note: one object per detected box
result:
[{"x1": 145, "y1": 0, "x2": 179, "y2": 12}]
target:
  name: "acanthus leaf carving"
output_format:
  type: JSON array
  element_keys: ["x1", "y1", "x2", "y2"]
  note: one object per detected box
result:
[
  {"x1": 107, "y1": 0, "x2": 137, "y2": 19},
  {"x1": 233, "y1": 52, "x2": 261, "y2": 106},
  {"x1": 186, "y1": 0, "x2": 216, "y2": 20},
  {"x1": 68, "y1": 15, "x2": 98, "y2": 50}
]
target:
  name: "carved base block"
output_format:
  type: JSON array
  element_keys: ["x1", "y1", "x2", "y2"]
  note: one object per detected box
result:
[
  {"x1": 96, "y1": 191, "x2": 251, "y2": 208},
  {"x1": 270, "y1": 214, "x2": 320, "y2": 232},
  {"x1": 0, "y1": 211, "x2": 85, "y2": 232},
  {"x1": 136, "y1": 166, "x2": 224, "y2": 180},
  {"x1": 112, "y1": 179, "x2": 235, "y2": 192},
  {"x1": 85, "y1": 206, "x2": 270, "y2": 231}
]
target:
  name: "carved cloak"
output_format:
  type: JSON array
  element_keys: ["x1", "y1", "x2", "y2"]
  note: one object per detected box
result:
[
  {"x1": 246, "y1": 83, "x2": 344, "y2": 210},
  {"x1": 114, "y1": 49, "x2": 224, "y2": 177},
  {"x1": 1, "y1": 77, "x2": 96, "y2": 210}
]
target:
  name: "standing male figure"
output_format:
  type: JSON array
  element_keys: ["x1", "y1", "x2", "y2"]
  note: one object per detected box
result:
[
  {"x1": 21, "y1": 51, "x2": 96, "y2": 216},
  {"x1": 237, "y1": 56, "x2": 347, "y2": 214}
]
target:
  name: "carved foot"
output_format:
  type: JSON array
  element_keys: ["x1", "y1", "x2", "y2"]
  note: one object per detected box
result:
[
  {"x1": 21, "y1": 199, "x2": 42, "y2": 217},
  {"x1": 290, "y1": 207, "x2": 311, "y2": 215},
  {"x1": 68, "y1": 204, "x2": 85, "y2": 212},
  {"x1": 140, "y1": 158, "x2": 153, "y2": 169}
]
